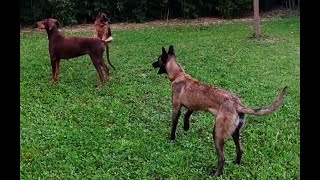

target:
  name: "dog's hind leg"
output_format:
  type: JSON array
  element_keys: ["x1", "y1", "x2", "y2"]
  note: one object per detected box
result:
[
  {"x1": 232, "y1": 113, "x2": 245, "y2": 164},
  {"x1": 90, "y1": 55, "x2": 104, "y2": 89},
  {"x1": 213, "y1": 129, "x2": 225, "y2": 177},
  {"x1": 213, "y1": 111, "x2": 238, "y2": 176},
  {"x1": 101, "y1": 60, "x2": 110, "y2": 80},
  {"x1": 183, "y1": 110, "x2": 193, "y2": 131}
]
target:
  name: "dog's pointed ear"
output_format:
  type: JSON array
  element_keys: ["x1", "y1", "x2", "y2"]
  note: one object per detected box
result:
[
  {"x1": 48, "y1": 19, "x2": 59, "y2": 30},
  {"x1": 168, "y1": 45, "x2": 175, "y2": 55},
  {"x1": 53, "y1": 19, "x2": 60, "y2": 27},
  {"x1": 162, "y1": 47, "x2": 167, "y2": 54}
]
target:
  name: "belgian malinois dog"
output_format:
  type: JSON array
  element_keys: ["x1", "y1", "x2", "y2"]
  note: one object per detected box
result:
[
  {"x1": 94, "y1": 12, "x2": 115, "y2": 70},
  {"x1": 152, "y1": 45, "x2": 288, "y2": 176}
]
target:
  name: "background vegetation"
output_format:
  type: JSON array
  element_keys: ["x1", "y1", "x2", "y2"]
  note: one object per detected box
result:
[{"x1": 21, "y1": 0, "x2": 299, "y2": 26}]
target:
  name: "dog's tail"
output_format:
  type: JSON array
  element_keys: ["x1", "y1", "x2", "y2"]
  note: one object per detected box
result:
[
  {"x1": 101, "y1": 39, "x2": 116, "y2": 70},
  {"x1": 237, "y1": 86, "x2": 288, "y2": 116},
  {"x1": 105, "y1": 45, "x2": 116, "y2": 70}
]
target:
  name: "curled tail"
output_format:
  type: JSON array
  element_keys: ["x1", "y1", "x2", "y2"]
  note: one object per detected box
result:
[{"x1": 238, "y1": 86, "x2": 288, "y2": 116}]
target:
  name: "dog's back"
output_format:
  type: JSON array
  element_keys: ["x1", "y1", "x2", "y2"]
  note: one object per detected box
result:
[
  {"x1": 175, "y1": 74, "x2": 241, "y2": 115},
  {"x1": 53, "y1": 37, "x2": 106, "y2": 59}
]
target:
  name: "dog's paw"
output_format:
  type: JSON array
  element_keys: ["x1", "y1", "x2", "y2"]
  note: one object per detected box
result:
[
  {"x1": 183, "y1": 130, "x2": 188, "y2": 135},
  {"x1": 169, "y1": 136, "x2": 176, "y2": 142},
  {"x1": 50, "y1": 80, "x2": 56, "y2": 85},
  {"x1": 97, "y1": 84, "x2": 103, "y2": 90},
  {"x1": 214, "y1": 172, "x2": 222, "y2": 177},
  {"x1": 233, "y1": 160, "x2": 241, "y2": 165},
  {"x1": 183, "y1": 125, "x2": 190, "y2": 131}
]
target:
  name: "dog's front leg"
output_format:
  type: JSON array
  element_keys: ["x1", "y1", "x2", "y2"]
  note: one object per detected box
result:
[
  {"x1": 50, "y1": 59, "x2": 57, "y2": 84},
  {"x1": 170, "y1": 101, "x2": 181, "y2": 140},
  {"x1": 54, "y1": 59, "x2": 61, "y2": 81},
  {"x1": 94, "y1": 30, "x2": 98, "y2": 38}
]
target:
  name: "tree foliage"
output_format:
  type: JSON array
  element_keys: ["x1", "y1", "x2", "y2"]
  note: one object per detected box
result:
[{"x1": 20, "y1": 0, "x2": 296, "y2": 26}]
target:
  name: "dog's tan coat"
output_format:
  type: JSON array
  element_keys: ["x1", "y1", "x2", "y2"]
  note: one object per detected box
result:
[{"x1": 153, "y1": 45, "x2": 287, "y2": 176}]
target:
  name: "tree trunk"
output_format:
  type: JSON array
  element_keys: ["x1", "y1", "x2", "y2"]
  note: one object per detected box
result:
[
  {"x1": 253, "y1": 0, "x2": 260, "y2": 38},
  {"x1": 288, "y1": 0, "x2": 292, "y2": 9},
  {"x1": 293, "y1": 0, "x2": 295, "y2": 8}
]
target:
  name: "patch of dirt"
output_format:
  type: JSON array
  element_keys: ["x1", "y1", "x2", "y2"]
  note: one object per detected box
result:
[{"x1": 20, "y1": 9, "x2": 299, "y2": 34}]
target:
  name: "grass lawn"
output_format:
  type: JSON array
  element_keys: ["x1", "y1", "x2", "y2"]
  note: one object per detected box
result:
[{"x1": 20, "y1": 16, "x2": 300, "y2": 179}]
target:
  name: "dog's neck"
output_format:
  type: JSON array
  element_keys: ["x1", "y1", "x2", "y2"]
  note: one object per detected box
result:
[
  {"x1": 95, "y1": 20, "x2": 106, "y2": 27},
  {"x1": 166, "y1": 55, "x2": 185, "y2": 81},
  {"x1": 170, "y1": 71, "x2": 184, "y2": 82},
  {"x1": 46, "y1": 26, "x2": 62, "y2": 41}
]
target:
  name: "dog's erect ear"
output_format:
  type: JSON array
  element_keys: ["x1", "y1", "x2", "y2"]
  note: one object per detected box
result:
[
  {"x1": 162, "y1": 47, "x2": 167, "y2": 55},
  {"x1": 53, "y1": 19, "x2": 60, "y2": 27},
  {"x1": 168, "y1": 45, "x2": 175, "y2": 55},
  {"x1": 48, "y1": 19, "x2": 59, "y2": 30}
]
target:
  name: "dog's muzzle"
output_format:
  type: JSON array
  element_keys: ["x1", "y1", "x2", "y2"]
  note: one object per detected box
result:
[{"x1": 152, "y1": 61, "x2": 159, "y2": 68}]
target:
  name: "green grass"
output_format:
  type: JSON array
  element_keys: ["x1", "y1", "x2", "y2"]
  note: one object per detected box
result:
[{"x1": 20, "y1": 16, "x2": 300, "y2": 179}]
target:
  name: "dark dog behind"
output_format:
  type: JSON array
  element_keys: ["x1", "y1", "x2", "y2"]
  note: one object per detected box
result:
[
  {"x1": 94, "y1": 12, "x2": 115, "y2": 70},
  {"x1": 37, "y1": 18, "x2": 112, "y2": 88},
  {"x1": 152, "y1": 45, "x2": 288, "y2": 176}
]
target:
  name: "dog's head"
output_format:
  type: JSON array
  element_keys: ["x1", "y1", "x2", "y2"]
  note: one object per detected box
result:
[
  {"x1": 152, "y1": 45, "x2": 175, "y2": 74},
  {"x1": 37, "y1": 18, "x2": 60, "y2": 30},
  {"x1": 96, "y1": 12, "x2": 111, "y2": 24}
]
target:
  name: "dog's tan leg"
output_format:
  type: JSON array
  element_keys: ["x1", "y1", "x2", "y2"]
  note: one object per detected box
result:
[
  {"x1": 94, "y1": 30, "x2": 98, "y2": 38},
  {"x1": 170, "y1": 100, "x2": 182, "y2": 140},
  {"x1": 105, "y1": 64, "x2": 110, "y2": 80},
  {"x1": 213, "y1": 110, "x2": 238, "y2": 176},
  {"x1": 183, "y1": 110, "x2": 193, "y2": 131},
  {"x1": 90, "y1": 56, "x2": 104, "y2": 89},
  {"x1": 102, "y1": 33, "x2": 107, "y2": 41},
  {"x1": 213, "y1": 130, "x2": 225, "y2": 177},
  {"x1": 101, "y1": 60, "x2": 110, "y2": 80}
]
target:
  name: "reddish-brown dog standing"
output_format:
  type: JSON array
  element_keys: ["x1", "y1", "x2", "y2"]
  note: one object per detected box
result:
[
  {"x1": 152, "y1": 45, "x2": 288, "y2": 176},
  {"x1": 37, "y1": 18, "x2": 112, "y2": 88},
  {"x1": 94, "y1": 12, "x2": 115, "y2": 70}
]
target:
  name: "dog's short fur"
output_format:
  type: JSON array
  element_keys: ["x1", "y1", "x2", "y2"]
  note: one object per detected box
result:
[
  {"x1": 37, "y1": 18, "x2": 113, "y2": 88},
  {"x1": 152, "y1": 45, "x2": 288, "y2": 176},
  {"x1": 94, "y1": 12, "x2": 112, "y2": 41},
  {"x1": 93, "y1": 12, "x2": 115, "y2": 70}
]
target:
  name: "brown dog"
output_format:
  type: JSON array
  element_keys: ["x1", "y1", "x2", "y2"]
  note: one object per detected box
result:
[
  {"x1": 37, "y1": 18, "x2": 112, "y2": 88},
  {"x1": 94, "y1": 12, "x2": 115, "y2": 70},
  {"x1": 152, "y1": 45, "x2": 288, "y2": 176},
  {"x1": 94, "y1": 12, "x2": 112, "y2": 42}
]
